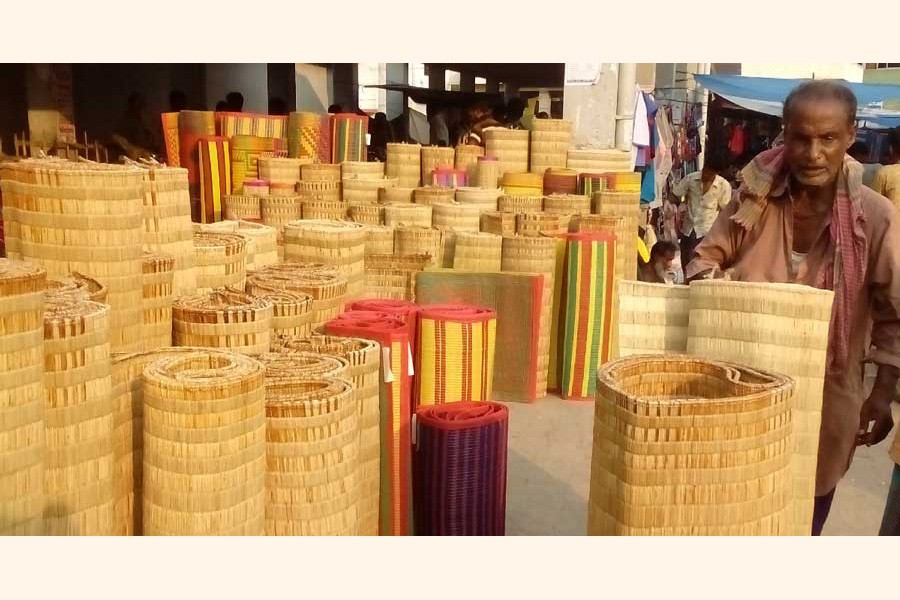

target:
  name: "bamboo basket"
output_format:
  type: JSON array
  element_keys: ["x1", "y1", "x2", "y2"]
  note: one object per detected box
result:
[
  {"x1": 43, "y1": 298, "x2": 116, "y2": 535},
  {"x1": 453, "y1": 232, "x2": 502, "y2": 271},
  {"x1": 173, "y1": 289, "x2": 273, "y2": 355},
  {"x1": 432, "y1": 202, "x2": 481, "y2": 232},
  {"x1": 394, "y1": 226, "x2": 443, "y2": 265},
  {"x1": 247, "y1": 264, "x2": 348, "y2": 329},
  {"x1": 297, "y1": 180, "x2": 341, "y2": 204},
  {"x1": 363, "y1": 253, "x2": 431, "y2": 301},
  {"x1": 342, "y1": 177, "x2": 398, "y2": 204},
  {"x1": 484, "y1": 128, "x2": 529, "y2": 176},
  {"x1": 378, "y1": 186, "x2": 415, "y2": 204},
  {"x1": 544, "y1": 168, "x2": 579, "y2": 195},
  {"x1": 455, "y1": 145, "x2": 484, "y2": 181},
  {"x1": 516, "y1": 213, "x2": 563, "y2": 237},
  {"x1": 566, "y1": 148, "x2": 633, "y2": 173},
  {"x1": 475, "y1": 156, "x2": 501, "y2": 189},
  {"x1": 588, "y1": 355, "x2": 795, "y2": 535},
  {"x1": 480, "y1": 211, "x2": 516, "y2": 237},
  {"x1": 593, "y1": 191, "x2": 641, "y2": 281},
  {"x1": 192, "y1": 231, "x2": 247, "y2": 293},
  {"x1": 414, "y1": 186, "x2": 455, "y2": 206},
  {"x1": 281, "y1": 335, "x2": 380, "y2": 536},
  {"x1": 502, "y1": 172, "x2": 543, "y2": 196},
  {"x1": 348, "y1": 202, "x2": 384, "y2": 225},
  {"x1": 283, "y1": 220, "x2": 366, "y2": 299},
  {"x1": 257, "y1": 351, "x2": 348, "y2": 380},
  {"x1": 223, "y1": 194, "x2": 262, "y2": 221},
  {"x1": 243, "y1": 179, "x2": 270, "y2": 197},
  {"x1": 500, "y1": 236, "x2": 556, "y2": 398},
  {"x1": 142, "y1": 350, "x2": 267, "y2": 535},
  {"x1": 617, "y1": 281, "x2": 690, "y2": 357},
  {"x1": 341, "y1": 161, "x2": 385, "y2": 180},
  {"x1": 235, "y1": 220, "x2": 278, "y2": 270},
  {"x1": 301, "y1": 163, "x2": 342, "y2": 182},
  {"x1": 455, "y1": 187, "x2": 501, "y2": 212},
  {"x1": 571, "y1": 214, "x2": 628, "y2": 288},
  {"x1": 138, "y1": 167, "x2": 196, "y2": 296},
  {"x1": 264, "y1": 377, "x2": 360, "y2": 535},
  {"x1": 247, "y1": 286, "x2": 314, "y2": 348},
  {"x1": 498, "y1": 194, "x2": 543, "y2": 214},
  {"x1": 260, "y1": 195, "x2": 302, "y2": 257},
  {"x1": 0, "y1": 259, "x2": 46, "y2": 535},
  {"x1": 0, "y1": 161, "x2": 146, "y2": 352},
  {"x1": 259, "y1": 157, "x2": 309, "y2": 186},
  {"x1": 383, "y1": 203, "x2": 432, "y2": 228},
  {"x1": 45, "y1": 272, "x2": 108, "y2": 303},
  {"x1": 686, "y1": 280, "x2": 834, "y2": 536},
  {"x1": 530, "y1": 119, "x2": 572, "y2": 174},
  {"x1": 386, "y1": 143, "x2": 422, "y2": 187},
  {"x1": 364, "y1": 225, "x2": 395, "y2": 256},
  {"x1": 421, "y1": 147, "x2": 455, "y2": 183},
  {"x1": 302, "y1": 200, "x2": 347, "y2": 220},
  {"x1": 141, "y1": 252, "x2": 175, "y2": 352}
]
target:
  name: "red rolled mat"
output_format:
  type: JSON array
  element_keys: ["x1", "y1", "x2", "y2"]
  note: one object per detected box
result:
[
  {"x1": 324, "y1": 311, "x2": 413, "y2": 536},
  {"x1": 345, "y1": 299, "x2": 419, "y2": 354},
  {"x1": 413, "y1": 401, "x2": 509, "y2": 536}
]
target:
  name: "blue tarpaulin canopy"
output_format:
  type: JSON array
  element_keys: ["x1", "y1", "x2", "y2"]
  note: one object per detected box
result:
[{"x1": 695, "y1": 74, "x2": 900, "y2": 129}]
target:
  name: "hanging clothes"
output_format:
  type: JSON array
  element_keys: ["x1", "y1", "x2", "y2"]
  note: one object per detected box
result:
[
  {"x1": 728, "y1": 123, "x2": 747, "y2": 157},
  {"x1": 632, "y1": 89, "x2": 650, "y2": 147}
]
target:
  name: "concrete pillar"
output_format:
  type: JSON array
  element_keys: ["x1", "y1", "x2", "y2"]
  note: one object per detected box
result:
[
  {"x1": 385, "y1": 63, "x2": 407, "y2": 120},
  {"x1": 459, "y1": 71, "x2": 475, "y2": 92},
  {"x1": 563, "y1": 63, "x2": 618, "y2": 149},
  {"x1": 696, "y1": 63, "x2": 711, "y2": 168},
  {"x1": 615, "y1": 63, "x2": 637, "y2": 151},
  {"x1": 295, "y1": 64, "x2": 330, "y2": 112}
]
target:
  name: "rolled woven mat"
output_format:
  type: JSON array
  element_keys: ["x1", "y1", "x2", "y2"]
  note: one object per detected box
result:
[
  {"x1": 364, "y1": 225, "x2": 394, "y2": 255},
  {"x1": 617, "y1": 281, "x2": 689, "y2": 357},
  {"x1": 345, "y1": 298, "x2": 419, "y2": 358},
  {"x1": 0, "y1": 259, "x2": 46, "y2": 535},
  {"x1": 342, "y1": 161, "x2": 385, "y2": 180},
  {"x1": 176, "y1": 110, "x2": 216, "y2": 195},
  {"x1": 416, "y1": 274, "x2": 540, "y2": 402},
  {"x1": 247, "y1": 286, "x2": 313, "y2": 349},
  {"x1": 452, "y1": 232, "x2": 502, "y2": 271},
  {"x1": 577, "y1": 172, "x2": 607, "y2": 197},
  {"x1": 160, "y1": 112, "x2": 180, "y2": 167},
  {"x1": 173, "y1": 288, "x2": 273, "y2": 355},
  {"x1": 593, "y1": 190, "x2": 641, "y2": 281},
  {"x1": 386, "y1": 143, "x2": 422, "y2": 187},
  {"x1": 415, "y1": 304, "x2": 497, "y2": 408},
  {"x1": 556, "y1": 232, "x2": 617, "y2": 400},
  {"x1": 571, "y1": 214, "x2": 628, "y2": 291},
  {"x1": 247, "y1": 263, "x2": 347, "y2": 328},
  {"x1": 298, "y1": 180, "x2": 342, "y2": 204},
  {"x1": 243, "y1": 179, "x2": 270, "y2": 197},
  {"x1": 421, "y1": 147, "x2": 455, "y2": 183},
  {"x1": 331, "y1": 113, "x2": 368, "y2": 163},
  {"x1": 432, "y1": 202, "x2": 481, "y2": 233},
  {"x1": 530, "y1": 119, "x2": 572, "y2": 175},
  {"x1": 480, "y1": 211, "x2": 516, "y2": 237},
  {"x1": 500, "y1": 236, "x2": 556, "y2": 399},
  {"x1": 260, "y1": 195, "x2": 301, "y2": 254},
  {"x1": 192, "y1": 231, "x2": 247, "y2": 293},
  {"x1": 45, "y1": 271, "x2": 108, "y2": 303},
  {"x1": 605, "y1": 171, "x2": 642, "y2": 192},
  {"x1": 141, "y1": 252, "x2": 175, "y2": 351},
  {"x1": 234, "y1": 220, "x2": 278, "y2": 270},
  {"x1": 431, "y1": 166, "x2": 467, "y2": 188},
  {"x1": 142, "y1": 350, "x2": 267, "y2": 535},
  {"x1": 544, "y1": 193, "x2": 591, "y2": 217},
  {"x1": 686, "y1": 280, "x2": 834, "y2": 536},
  {"x1": 544, "y1": 168, "x2": 578, "y2": 195},
  {"x1": 258, "y1": 351, "x2": 348, "y2": 380},
  {"x1": 231, "y1": 135, "x2": 277, "y2": 195},
  {"x1": 139, "y1": 166, "x2": 196, "y2": 296},
  {"x1": 198, "y1": 135, "x2": 232, "y2": 224},
  {"x1": 413, "y1": 402, "x2": 508, "y2": 536},
  {"x1": 288, "y1": 112, "x2": 332, "y2": 162},
  {"x1": 414, "y1": 186, "x2": 455, "y2": 206},
  {"x1": 268, "y1": 182, "x2": 297, "y2": 197},
  {"x1": 516, "y1": 212, "x2": 563, "y2": 237},
  {"x1": 284, "y1": 219, "x2": 366, "y2": 299},
  {"x1": 566, "y1": 148, "x2": 632, "y2": 173},
  {"x1": 258, "y1": 157, "x2": 308, "y2": 187},
  {"x1": 498, "y1": 194, "x2": 543, "y2": 214},
  {"x1": 384, "y1": 203, "x2": 432, "y2": 228},
  {"x1": 217, "y1": 112, "x2": 288, "y2": 139},
  {"x1": 475, "y1": 156, "x2": 500, "y2": 189},
  {"x1": 302, "y1": 199, "x2": 347, "y2": 220},
  {"x1": 281, "y1": 335, "x2": 382, "y2": 537},
  {"x1": 439, "y1": 231, "x2": 457, "y2": 269},
  {"x1": 343, "y1": 177, "x2": 398, "y2": 204},
  {"x1": 324, "y1": 312, "x2": 414, "y2": 536},
  {"x1": 484, "y1": 128, "x2": 529, "y2": 176},
  {"x1": 394, "y1": 226, "x2": 443, "y2": 266},
  {"x1": 588, "y1": 355, "x2": 795, "y2": 535},
  {"x1": 348, "y1": 202, "x2": 384, "y2": 225},
  {"x1": 455, "y1": 187, "x2": 501, "y2": 212},
  {"x1": 502, "y1": 172, "x2": 543, "y2": 196},
  {"x1": 43, "y1": 298, "x2": 116, "y2": 535},
  {"x1": 455, "y1": 144, "x2": 484, "y2": 178},
  {"x1": 363, "y1": 253, "x2": 430, "y2": 301},
  {"x1": 379, "y1": 186, "x2": 415, "y2": 204},
  {"x1": 223, "y1": 194, "x2": 262, "y2": 221}
]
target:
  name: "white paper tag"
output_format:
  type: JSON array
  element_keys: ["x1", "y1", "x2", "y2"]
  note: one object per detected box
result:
[
  {"x1": 407, "y1": 343, "x2": 415, "y2": 377},
  {"x1": 382, "y1": 346, "x2": 395, "y2": 383}
]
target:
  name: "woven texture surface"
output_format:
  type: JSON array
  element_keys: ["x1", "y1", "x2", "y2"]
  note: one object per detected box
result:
[
  {"x1": 198, "y1": 136, "x2": 231, "y2": 224},
  {"x1": 618, "y1": 281, "x2": 689, "y2": 357}
]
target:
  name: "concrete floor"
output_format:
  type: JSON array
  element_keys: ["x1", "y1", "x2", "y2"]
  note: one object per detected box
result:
[{"x1": 503, "y1": 396, "x2": 897, "y2": 536}]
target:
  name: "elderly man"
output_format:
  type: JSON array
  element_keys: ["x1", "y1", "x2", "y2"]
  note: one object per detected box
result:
[{"x1": 686, "y1": 80, "x2": 900, "y2": 535}]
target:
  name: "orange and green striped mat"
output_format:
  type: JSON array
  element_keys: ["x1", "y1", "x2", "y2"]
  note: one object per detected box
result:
[
  {"x1": 331, "y1": 113, "x2": 368, "y2": 163},
  {"x1": 198, "y1": 136, "x2": 231, "y2": 223}
]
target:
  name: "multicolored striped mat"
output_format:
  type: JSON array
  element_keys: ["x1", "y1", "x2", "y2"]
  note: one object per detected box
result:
[
  {"x1": 176, "y1": 110, "x2": 216, "y2": 197},
  {"x1": 198, "y1": 136, "x2": 232, "y2": 223},
  {"x1": 216, "y1": 111, "x2": 288, "y2": 139},
  {"x1": 231, "y1": 135, "x2": 277, "y2": 198},
  {"x1": 288, "y1": 112, "x2": 332, "y2": 163},
  {"x1": 160, "y1": 112, "x2": 180, "y2": 167},
  {"x1": 331, "y1": 113, "x2": 368, "y2": 163}
]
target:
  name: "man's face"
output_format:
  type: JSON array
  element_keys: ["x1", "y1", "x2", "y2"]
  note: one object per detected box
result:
[{"x1": 784, "y1": 98, "x2": 856, "y2": 188}]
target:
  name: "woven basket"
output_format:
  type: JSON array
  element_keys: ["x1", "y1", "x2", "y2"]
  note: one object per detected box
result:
[
  {"x1": 516, "y1": 212, "x2": 563, "y2": 237},
  {"x1": 247, "y1": 264, "x2": 348, "y2": 329},
  {"x1": 45, "y1": 271, "x2": 108, "y2": 303},
  {"x1": 364, "y1": 225, "x2": 395, "y2": 255},
  {"x1": 259, "y1": 157, "x2": 308, "y2": 186},
  {"x1": 455, "y1": 187, "x2": 501, "y2": 212},
  {"x1": 501, "y1": 172, "x2": 543, "y2": 196},
  {"x1": 617, "y1": 281, "x2": 690, "y2": 357},
  {"x1": 0, "y1": 259, "x2": 46, "y2": 535},
  {"x1": 432, "y1": 202, "x2": 481, "y2": 233},
  {"x1": 498, "y1": 194, "x2": 543, "y2": 214},
  {"x1": 246, "y1": 286, "x2": 313, "y2": 349},
  {"x1": 141, "y1": 252, "x2": 175, "y2": 352},
  {"x1": 455, "y1": 145, "x2": 484, "y2": 181},
  {"x1": 173, "y1": 289, "x2": 273, "y2": 355},
  {"x1": 341, "y1": 161, "x2": 385, "y2": 180},
  {"x1": 421, "y1": 147, "x2": 455, "y2": 183},
  {"x1": 297, "y1": 180, "x2": 342, "y2": 203},
  {"x1": 142, "y1": 350, "x2": 267, "y2": 535},
  {"x1": 280, "y1": 335, "x2": 381, "y2": 536},
  {"x1": 543, "y1": 168, "x2": 579, "y2": 195},
  {"x1": 453, "y1": 232, "x2": 502, "y2": 271},
  {"x1": 302, "y1": 200, "x2": 347, "y2": 220},
  {"x1": 342, "y1": 177, "x2": 398, "y2": 204},
  {"x1": 283, "y1": 220, "x2": 366, "y2": 299},
  {"x1": 593, "y1": 190, "x2": 641, "y2": 281},
  {"x1": 394, "y1": 226, "x2": 443, "y2": 265},
  {"x1": 223, "y1": 194, "x2": 262, "y2": 221},
  {"x1": 588, "y1": 355, "x2": 795, "y2": 535},
  {"x1": 686, "y1": 280, "x2": 834, "y2": 536},
  {"x1": 475, "y1": 156, "x2": 501, "y2": 190},
  {"x1": 386, "y1": 143, "x2": 422, "y2": 187},
  {"x1": 484, "y1": 128, "x2": 529, "y2": 176},
  {"x1": 378, "y1": 186, "x2": 415, "y2": 204},
  {"x1": 1, "y1": 161, "x2": 145, "y2": 352},
  {"x1": 257, "y1": 351, "x2": 348, "y2": 380},
  {"x1": 414, "y1": 186, "x2": 455, "y2": 206},
  {"x1": 243, "y1": 179, "x2": 270, "y2": 197},
  {"x1": 530, "y1": 119, "x2": 572, "y2": 174},
  {"x1": 480, "y1": 211, "x2": 516, "y2": 237},
  {"x1": 566, "y1": 148, "x2": 633, "y2": 173},
  {"x1": 383, "y1": 203, "x2": 432, "y2": 228},
  {"x1": 43, "y1": 298, "x2": 116, "y2": 535},
  {"x1": 363, "y1": 253, "x2": 430, "y2": 301},
  {"x1": 235, "y1": 220, "x2": 278, "y2": 270},
  {"x1": 192, "y1": 231, "x2": 247, "y2": 293},
  {"x1": 348, "y1": 202, "x2": 384, "y2": 225},
  {"x1": 301, "y1": 163, "x2": 342, "y2": 182}
]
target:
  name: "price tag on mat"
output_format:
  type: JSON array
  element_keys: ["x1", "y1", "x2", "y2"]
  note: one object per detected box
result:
[
  {"x1": 382, "y1": 346, "x2": 395, "y2": 383},
  {"x1": 407, "y1": 343, "x2": 415, "y2": 376}
]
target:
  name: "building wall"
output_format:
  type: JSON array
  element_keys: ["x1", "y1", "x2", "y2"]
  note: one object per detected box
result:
[
  {"x1": 864, "y1": 68, "x2": 900, "y2": 85},
  {"x1": 740, "y1": 63, "x2": 865, "y2": 82},
  {"x1": 295, "y1": 64, "x2": 331, "y2": 112},
  {"x1": 205, "y1": 63, "x2": 268, "y2": 113}
]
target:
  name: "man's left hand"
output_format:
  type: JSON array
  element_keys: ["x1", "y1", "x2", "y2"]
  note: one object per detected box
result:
[{"x1": 857, "y1": 387, "x2": 895, "y2": 447}]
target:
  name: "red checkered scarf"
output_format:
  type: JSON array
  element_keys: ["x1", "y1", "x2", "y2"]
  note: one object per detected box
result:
[{"x1": 732, "y1": 146, "x2": 868, "y2": 373}]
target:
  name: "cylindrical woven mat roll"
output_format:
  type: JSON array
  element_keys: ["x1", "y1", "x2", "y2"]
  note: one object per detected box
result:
[
  {"x1": 364, "y1": 225, "x2": 394, "y2": 255},
  {"x1": 0, "y1": 259, "x2": 46, "y2": 535},
  {"x1": 363, "y1": 254, "x2": 430, "y2": 301},
  {"x1": 431, "y1": 167, "x2": 467, "y2": 188},
  {"x1": 231, "y1": 135, "x2": 277, "y2": 198},
  {"x1": 223, "y1": 194, "x2": 262, "y2": 221},
  {"x1": 593, "y1": 190, "x2": 641, "y2": 281},
  {"x1": 247, "y1": 263, "x2": 347, "y2": 329},
  {"x1": 453, "y1": 232, "x2": 502, "y2": 272},
  {"x1": 192, "y1": 231, "x2": 247, "y2": 293},
  {"x1": 331, "y1": 114, "x2": 368, "y2": 163},
  {"x1": 543, "y1": 168, "x2": 579, "y2": 195},
  {"x1": 160, "y1": 112, "x2": 180, "y2": 167},
  {"x1": 342, "y1": 161, "x2": 385, "y2": 180},
  {"x1": 173, "y1": 289, "x2": 273, "y2": 355},
  {"x1": 384, "y1": 203, "x2": 432, "y2": 228},
  {"x1": 379, "y1": 186, "x2": 415, "y2": 204},
  {"x1": 386, "y1": 143, "x2": 422, "y2": 187},
  {"x1": 43, "y1": 298, "x2": 116, "y2": 535},
  {"x1": 566, "y1": 148, "x2": 633, "y2": 174},
  {"x1": 324, "y1": 312, "x2": 413, "y2": 536},
  {"x1": 234, "y1": 220, "x2": 278, "y2": 270},
  {"x1": 484, "y1": 128, "x2": 529, "y2": 176},
  {"x1": 288, "y1": 112, "x2": 332, "y2": 163},
  {"x1": 141, "y1": 252, "x2": 175, "y2": 351},
  {"x1": 516, "y1": 212, "x2": 563, "y2": 237},
  {"x1": 414, "y1": 186, "x2": 455, "y2": 206},
  {"x1": 475, "y1": 156, "x2": 500, "y2": 190},
  {"x1": 415, "y1": 304, "x2": 497, "y2": 408},
  {"x1": 301, "y1": 200, "x2": 347, "y2": 220},
  {"x1": 345, "y1": 299, "x2": 419, "y2": 358},
  {"x1": 197, "y1": 135, "x2": 232, "y2": 224},
  {"x1": 260, "y1": 195, "x2": 301, "y2": 255},
  {"x1": 543, "y1": 193, "x2": 591, "y2": 217},
  {"x1": 243, "y1": 179, "x2": 270, "y2": 197},
  {"x1": 259, "y1": 157, "x2": 308, "y2": 187},
  {"x1": 394, "y1": 226, "x2": 442, "y2": 266},
  {"x1": 501, "y1": 172, "x2": 543, "y2": 197},
  {"x1": 348, "y1": 202, "x2": 384, "y2": 225},
  {"x1": 421, "y1": 147, "x2": 455, "y2": 183},
  {"x1": 139, "y1": 166, "x2": 196, "y2": 296},
  {"x1": 432, "y1": 203, "x2": 481, "y2": 233},
  {"x1": 618, "y1": 281, "x2": 689, "y2": 357},
  {"x1": 529, "y1": 119, "x2": 572, "y2": 174},
  {"x1": 455, "y1": 144, "x2": 484, "y2": 180},
  {"x1": 176, "y1": 110, "x2": 216, "y2": 195},
  {"x1": 588, "y1": 355, "x2": 795, "y2": 535},
  {"x1": 577, "y1": 172, "x2": 607, "y2": 197},
  {"x1": 455, "y1": 187, "x2": 501, "y2": 212},
  {"x1": 686, "y1": 280, "x2": 834, "y2": 536},
  {"x1": 498, "y1": 194, "x2": 543, "y2": 214},
  {"x1": 298, "y1": 180, "x2": 342, "y2": 204},
  {"x1": 571, "y1": 214, "x2": 628, "y2": 290},
  {"x1": 247, "y1": 286, "x2": 313, "y2": 349},
  {"x1": 258, "y1": 351, "x2": 348, "y2": 381},
  {"x1": 302, "y1": 163, "x2": 343, "y2": 182},
  {"x1": 45, "y1": 271, "x2": 108, "y2": 303},
  {"x1": 343, "y1": 177, "x2": 398, "y2": 204},
  {"x1": 281, "y1": 334, "x2": 382, "y2": 537},
  {"x1": 480, "y1": 211, "x2": 516, "y2": 237},
  {"x1": 605, "y1": 171, "x2": 642, "y2": 192},
  {"x1": 0, "y1": 161, "x2": 145, "y2": 352},
  {"x1": 284, "y1": 220, "x2": 366, "y2": 299},
  {"x1": 413, "y1": 401, "x2": 508, "y2": 536},
  {"x1": 142, "y1": 350, "x2": 267, "y2": 535}
]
